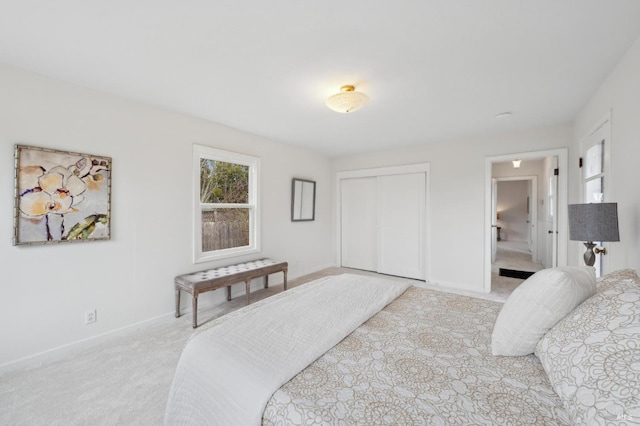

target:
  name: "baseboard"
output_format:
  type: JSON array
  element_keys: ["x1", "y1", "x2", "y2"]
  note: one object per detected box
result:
[
  {"x1": 428, "y1": 279, "x2": 486, "y2": 293},
  {"x1": 419, "y1": 279, "x2": 506, "y2": 302},
  {"x1": 0, "y1": 267, "x2": 334, "y2": 373},
  {"x1": 0, "y1": 310, "x2": 178, "y2": 374}
]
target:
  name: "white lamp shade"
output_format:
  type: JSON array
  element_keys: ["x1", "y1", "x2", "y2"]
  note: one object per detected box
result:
[{"x1": 326, "y1": 85, "x2": 369, "y2": 113}]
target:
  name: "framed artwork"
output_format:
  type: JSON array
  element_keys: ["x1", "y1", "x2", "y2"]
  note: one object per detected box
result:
[{"x1": 13, "y1": 145, "x2": 112, "y2": 245}]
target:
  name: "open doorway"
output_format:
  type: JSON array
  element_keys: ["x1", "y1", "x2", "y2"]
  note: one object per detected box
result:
[
  {"x1": 492, "y1": 175, "x2": 543, "y2": 298},
  {"x1": 484, "y1": 148, "x2": 569, "y2": 294}
]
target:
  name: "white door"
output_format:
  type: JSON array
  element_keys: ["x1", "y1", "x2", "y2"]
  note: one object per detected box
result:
[
  {"x1": 377, "y1": 173, "x2": 426, "y2": 279},
  {"x1": 527, "y1": 180, "x2": 533, "y2": 252},
  {"x1": 340, "y1": 172, "x2": 426, "y2": 280},
  {"x1": 540, "y1": 157, "x2": 559, "y2": 268},
  {"x1": 581, "y1": 117, "x2": 610, "y2": 276},
  {"x1": 550, "y1": 173, "x2": 559, "y2": 267},
  {"x1": 491, "y1": 178, "x2": 498, "y2": 263},
  {"x1": 340, "y1": 177, "x2": 377, "y2": 272}
]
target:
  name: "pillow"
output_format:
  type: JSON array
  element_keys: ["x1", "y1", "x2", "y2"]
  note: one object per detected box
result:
[
  {"x1": 535, "y1": 282, "x2": 640, "y2": 424},
  {"x1": 492, "y1": 266, "x2": 596, "y2": 356},
  {"x1": 596, "y1": 268, "x2": 640, "y2": 293}
]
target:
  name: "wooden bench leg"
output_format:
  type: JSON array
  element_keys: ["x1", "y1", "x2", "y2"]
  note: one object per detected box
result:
[
  {"x1": 175, "y1": 287, "x2": 181, "y2": 318},
  {"x1": 245, "y1": 280, "x2": 251, "y2": 305},
  {"x1": 226, "y1": 285, "x2": 232, "y2": 301},
  {"x1": 192, "y1": 294, "x2": 198, "y2": 329},
  {"x1": 283, "y1": 269, "x2": 288, "y2": 291},
  {"x1": 264, "y1": 274, "x2": 269, "y2": 289}
]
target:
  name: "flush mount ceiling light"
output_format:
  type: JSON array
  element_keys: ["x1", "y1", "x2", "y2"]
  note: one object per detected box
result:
[
  {"x1": 512, "y1": 159, "x2": 522, "y2": 168},
  {"x1": 326, "y1": 85, "x2": 369, "y2": 113}
]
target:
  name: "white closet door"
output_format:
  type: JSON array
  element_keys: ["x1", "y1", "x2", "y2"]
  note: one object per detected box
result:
[
  {"x1": 377, "y1": 173, "x2": 425, "y2": 279},
  {"x1": 340, "y1": 177, "x2": 377, "y2": 272},
  {"x1": 340, "y1": 172, "x2": 426, "y2": 280}
]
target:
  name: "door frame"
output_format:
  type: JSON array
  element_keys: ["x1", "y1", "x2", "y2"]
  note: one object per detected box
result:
[
  {"x1": 483, "y1": 148, "x2": 568, "y2": 293},
  {"x1": 336, "y1": 163, "x2": 431, "y2": 280}
]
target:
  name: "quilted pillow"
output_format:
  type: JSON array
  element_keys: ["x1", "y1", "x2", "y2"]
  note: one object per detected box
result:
[
  {"x1": 596, "y1": 268, "x2": 640, "y2": 293},
  {"x1": 535, "y1": 278, "x2": 640, "y2": 424},
  {"x1": 492, "y1": 266, "x2": 596, "y2": 356}
]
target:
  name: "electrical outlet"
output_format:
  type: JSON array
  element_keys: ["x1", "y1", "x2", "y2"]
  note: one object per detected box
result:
[{"x1": 85, "y1": 309, "x2": 97, "y2": 324}]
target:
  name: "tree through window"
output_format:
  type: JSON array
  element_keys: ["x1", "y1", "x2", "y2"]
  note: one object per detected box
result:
[{"x1": 194, "y1": 145, "x2": 259, "y2": 262}]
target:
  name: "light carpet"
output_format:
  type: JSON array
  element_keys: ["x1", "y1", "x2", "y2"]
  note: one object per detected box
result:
[
  {"x1": 491, "y1": 240, "x2": 545, "y2": 299},
  {"x1": 0, "y1": 267, "x2": 517, "y2": 425}
]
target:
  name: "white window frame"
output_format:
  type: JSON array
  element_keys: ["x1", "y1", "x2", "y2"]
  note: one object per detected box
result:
[
  {"x1": 193, "y1": 144, "x2": 260, "y2": 263},
  {"x1": 579, "y1": 112, "x2": 611, "y2": 276}
]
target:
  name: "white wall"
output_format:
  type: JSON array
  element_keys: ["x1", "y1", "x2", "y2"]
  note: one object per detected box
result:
[
  {"x1": 0, "y1": 63, "x2": 333, "y2": 366},
  {"x1": 331, "y1": 125, "x2": 572, "y2": 292},
  {"x1": 573, "y1": 35, "x2": 640, "y2": 272}
]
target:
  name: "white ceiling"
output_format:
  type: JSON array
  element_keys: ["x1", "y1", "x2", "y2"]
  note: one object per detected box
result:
[{"x1": 1, "y1": 1, "x2": 640, "y2": 157}]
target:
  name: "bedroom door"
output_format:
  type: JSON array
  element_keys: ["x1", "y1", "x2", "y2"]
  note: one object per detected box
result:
[{"x1": 340, "y1": 172, "x2": 426, "y2": 280}]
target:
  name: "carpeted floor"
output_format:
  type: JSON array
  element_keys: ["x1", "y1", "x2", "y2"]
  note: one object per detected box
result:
[
  {"x1": 490, "y1": 240, "x2": 545, "y2": 299},
  {"x1": 0, "y1": 266, "x2": 524, "y2": 425}
]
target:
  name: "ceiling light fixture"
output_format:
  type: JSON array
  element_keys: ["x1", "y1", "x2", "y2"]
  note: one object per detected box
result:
[
  {"x1": 326, "y1": 85, "x2": 369, "y2": 113},
  {"x1": 512, "y1": 159, "x2": 522, "y2": 168}
]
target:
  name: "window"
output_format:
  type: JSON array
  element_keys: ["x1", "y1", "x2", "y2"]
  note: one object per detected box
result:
[
  {"x1": 193, "y1": 145, "x2": 260, "y2": 263},
  {"x1": 584, "y1": 140, "x2": 604, "y2": 203},
  {"x1": 581, "y1": 115, "x2": 610, "y2": 277}
]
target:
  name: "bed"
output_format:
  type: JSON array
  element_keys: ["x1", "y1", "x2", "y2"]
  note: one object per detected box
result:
[{"x1": 165, "y1": 269, "x2": 640, "y2": 425}]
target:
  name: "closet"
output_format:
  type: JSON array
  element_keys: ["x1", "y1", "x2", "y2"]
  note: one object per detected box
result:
[{"x1": 339, "y1": 165, "x2": 428, "y2": 280}]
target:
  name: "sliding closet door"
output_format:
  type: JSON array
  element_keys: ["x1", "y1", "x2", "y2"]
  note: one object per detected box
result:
[
  {"x1": 340, "y1": 177, "x2": 377, "y2": 272},
  {"x1": 377, "y1": 173, "x2": 425, "y2": 279},
  {"x1": 340, "y1": 171, "x2": 426, "y2": 280}
]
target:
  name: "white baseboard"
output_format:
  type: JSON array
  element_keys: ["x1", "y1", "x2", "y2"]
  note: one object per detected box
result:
[
  {"x1": 1, "y1": 269, "x2": 320, "y2": 373},
  {"x1": 0, "y1": 310, "x2": 178, "y2": 373},
  {"x1": 418, "y1": 279, "x2": 505, "y2": 302}
]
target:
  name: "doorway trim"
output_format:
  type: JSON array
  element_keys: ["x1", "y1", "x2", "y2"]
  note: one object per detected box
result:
[
  {"x1": 336, "y1": 163, "x2": 431, "y2": 281},
  {"x1": 484, "y1": 148, "x2": 568, "y2": 293}
]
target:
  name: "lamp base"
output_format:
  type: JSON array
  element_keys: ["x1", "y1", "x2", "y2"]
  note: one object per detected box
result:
[{"x1": 583, "y1": 242, "x2": 597, "y2": 266}]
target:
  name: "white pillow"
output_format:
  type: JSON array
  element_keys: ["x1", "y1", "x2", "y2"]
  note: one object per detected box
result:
[{"x1": 492, "y1": 266, "x2": 596, "y2": 356}]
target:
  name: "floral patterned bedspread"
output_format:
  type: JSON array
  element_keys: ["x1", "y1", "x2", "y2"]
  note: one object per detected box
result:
[{"x1": 262, "y1": 286, "x2": 570, "y2": 425}]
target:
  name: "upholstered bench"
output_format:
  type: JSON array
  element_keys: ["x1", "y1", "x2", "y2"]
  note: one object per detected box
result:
[{"x1": 175, "y1": 258, "x2": 288, "y2": 328}]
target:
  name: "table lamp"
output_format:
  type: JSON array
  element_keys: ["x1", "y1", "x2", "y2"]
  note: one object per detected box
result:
[{"x1": 568, "y1": 203, "x2": 620, "y2": 266}]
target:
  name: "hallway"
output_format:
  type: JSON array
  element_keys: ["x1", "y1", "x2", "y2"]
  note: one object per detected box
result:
[{"x1": 491, "y1": 240, "x2": 544, "y2": 299}]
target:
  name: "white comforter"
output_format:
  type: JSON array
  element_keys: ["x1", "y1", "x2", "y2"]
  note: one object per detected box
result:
[{"x1": 164, "y1": 274, "x2": 411, "y2": 425}]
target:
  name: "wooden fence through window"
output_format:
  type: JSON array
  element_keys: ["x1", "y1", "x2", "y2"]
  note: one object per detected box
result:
[{"x1": 201, "y1": 210, "x2": 249, "y2": 251}]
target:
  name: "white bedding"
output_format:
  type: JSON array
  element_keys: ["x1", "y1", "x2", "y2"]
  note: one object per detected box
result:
[
  {"x1": 262, "y1": 285, "x2": 569, "y2": 425},
  {"x1": 164, "y1": 274, "x2": 410, "y2": 425}
]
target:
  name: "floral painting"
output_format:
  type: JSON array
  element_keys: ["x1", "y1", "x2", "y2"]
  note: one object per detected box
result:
[{"x1": 13, "y1": 145, "x2": 111, "y2": 245}]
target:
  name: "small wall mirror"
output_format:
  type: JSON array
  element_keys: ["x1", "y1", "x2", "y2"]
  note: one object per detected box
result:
[{"x1": 291, "y1": 178, "x2": 316, "y2": 221}]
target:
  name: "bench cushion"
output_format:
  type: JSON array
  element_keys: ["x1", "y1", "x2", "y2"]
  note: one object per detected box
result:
[{"x1": 175, "y1": 259, "x2": 285, "y2": 292}]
